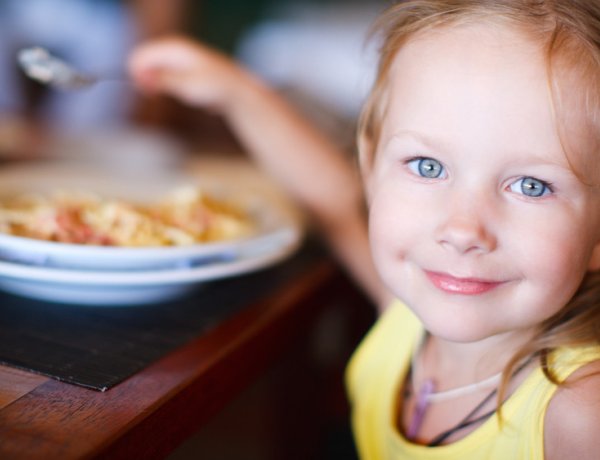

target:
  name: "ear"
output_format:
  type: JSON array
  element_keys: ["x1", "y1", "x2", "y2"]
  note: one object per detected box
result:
[{"x1": 588, "y1": 242, "x2": 600, "y2": 271}]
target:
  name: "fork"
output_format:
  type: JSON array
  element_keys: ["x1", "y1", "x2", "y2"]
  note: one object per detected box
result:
[{"x1": 17, "y1": 46, "x2": 120, "y2": 90}]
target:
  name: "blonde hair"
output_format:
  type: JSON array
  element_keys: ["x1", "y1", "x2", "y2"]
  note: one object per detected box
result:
[{"x1": 358, "y1": 0, "x2": 600, "y2": 405}]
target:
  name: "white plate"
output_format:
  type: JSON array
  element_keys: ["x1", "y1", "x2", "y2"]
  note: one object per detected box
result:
[
  {"x1": 0, "y1": 159, "x2": 304, "y2": 305},
  {"x1": 0, "y1": 226, "x2": 301, "y2": 305},
  {"x1": 0, "y1": 162, "x2": 301, "y2": 270}
]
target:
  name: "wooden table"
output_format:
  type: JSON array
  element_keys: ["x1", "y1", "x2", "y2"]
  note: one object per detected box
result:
[{"x1": 0, "y1": 252, "x2": 373, "y2": 459}]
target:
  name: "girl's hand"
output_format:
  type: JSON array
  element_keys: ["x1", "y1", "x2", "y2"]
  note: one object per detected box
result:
[{"x1": 127, "y1": 35, "x2": 248, "y2": 113}]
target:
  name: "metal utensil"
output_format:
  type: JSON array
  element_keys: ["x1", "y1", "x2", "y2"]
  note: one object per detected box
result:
[{"x1": 17, "y1": 46, "x2": 105, "y2": 90}]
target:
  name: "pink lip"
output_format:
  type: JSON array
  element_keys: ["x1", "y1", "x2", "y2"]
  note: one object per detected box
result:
[{"x1": 425, "y1": 271, "x2": 503, "y2": 295}]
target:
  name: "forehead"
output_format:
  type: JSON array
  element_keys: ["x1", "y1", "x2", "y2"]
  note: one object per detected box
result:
[{"x1": 379, "y1": 23, "x2": 569, "y2": 166}]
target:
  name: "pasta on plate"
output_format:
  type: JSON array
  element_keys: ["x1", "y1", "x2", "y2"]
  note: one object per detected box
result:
[{"x1": 0, "y1": 186, "x2": 255, "y2": 247}]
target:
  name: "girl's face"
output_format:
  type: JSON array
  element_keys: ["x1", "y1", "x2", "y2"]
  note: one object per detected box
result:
[{"x1": 367, "y1": 23, "x2": 600, "y2": 344}]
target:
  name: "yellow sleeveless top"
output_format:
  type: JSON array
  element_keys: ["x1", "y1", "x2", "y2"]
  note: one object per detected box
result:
[{"x1": 345, "y1": 301, "x2": 600, "y2": 459}]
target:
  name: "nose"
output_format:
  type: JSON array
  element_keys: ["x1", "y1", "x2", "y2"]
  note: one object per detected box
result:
[{"x1": 435, "y1": 196, "x2": 497, "y2": 254}]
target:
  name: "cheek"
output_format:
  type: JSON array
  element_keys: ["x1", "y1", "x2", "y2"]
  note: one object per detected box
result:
[
  {"x1": 368, "y1": 187, "x2": 422, "y2": 267},
  {"x1": 368, "y1": 197, "x2": 396, "y2": 267},
  {"x1": 368, "y1": 200, "x2": 411, "y2": 300},
  {"x1": 512, "y1": 218, "x2": 590, "y2": 299}
]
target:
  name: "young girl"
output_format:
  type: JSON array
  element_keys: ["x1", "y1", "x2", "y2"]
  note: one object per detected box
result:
[{"x1": 128, "y1": 1, "x2": 600, "y2": 458}]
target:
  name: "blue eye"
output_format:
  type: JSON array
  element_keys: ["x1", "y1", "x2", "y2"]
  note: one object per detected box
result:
[
  {"x1": 407, "y1": 157, "x2": 446, "y2": 179},
  {"x1": 509, "y1": 177, "x2": 552, "y2": 197}
]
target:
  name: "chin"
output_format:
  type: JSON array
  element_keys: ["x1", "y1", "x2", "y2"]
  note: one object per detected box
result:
[{"x1": 418, "y1": 310, "x2": 504, "y2": 343}]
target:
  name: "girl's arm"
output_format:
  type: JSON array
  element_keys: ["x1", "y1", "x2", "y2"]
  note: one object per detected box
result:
[{"x1": 128, "y1": 36, "x2": 390, "y2": 308}]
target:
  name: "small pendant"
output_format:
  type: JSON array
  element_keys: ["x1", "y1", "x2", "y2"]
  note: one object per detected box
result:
[{"x1": 406, "y1": 379, "x2": 435, "y2": 440}]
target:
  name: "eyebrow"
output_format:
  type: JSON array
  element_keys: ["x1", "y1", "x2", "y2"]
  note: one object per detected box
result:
[
  {"x1": 381, "y1": 130, "x2": 448, "y2": 153},
  {"x1": 382, "y1": 129, "x2": 579, "y2": 174}
]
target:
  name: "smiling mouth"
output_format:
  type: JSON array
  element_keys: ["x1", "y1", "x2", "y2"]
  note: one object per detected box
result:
[{"x1": 424, "y1": 271, "x2": 504, "y2": 295}]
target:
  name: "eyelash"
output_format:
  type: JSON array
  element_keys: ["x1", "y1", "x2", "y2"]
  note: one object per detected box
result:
[{"x1": 405, "y1": 157, "x2": 446, "y2": 179}]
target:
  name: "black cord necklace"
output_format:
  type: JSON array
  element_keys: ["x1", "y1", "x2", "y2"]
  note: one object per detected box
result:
[
  {"x1": 405, "y1": 355, "x2": 535, "y2": 447},
  {"x1": 427, "y1": 386, "x2": 498, "y2": 446}
]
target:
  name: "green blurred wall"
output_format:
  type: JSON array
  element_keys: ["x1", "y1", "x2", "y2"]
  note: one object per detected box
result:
[
  {"x1": 185, "y1": 0, "x2": 373, "y2": 53},
  {"x1": 186, "y1": 0, "x2": 277, "y2": 53}
]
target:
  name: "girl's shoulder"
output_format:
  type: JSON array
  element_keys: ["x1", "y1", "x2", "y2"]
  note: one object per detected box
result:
[
  {"x1": 544, "y1": 358, "x2": 600, "y2": 460},
  {"x1": 345, "y1": 300, "x2": 420, "y2": 399}
]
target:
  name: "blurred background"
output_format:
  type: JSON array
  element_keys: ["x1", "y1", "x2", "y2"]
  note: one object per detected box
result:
[
  {"x1": 0, "y1": 0, "x2": 388, "y2": 170},
  {"x1": 0, "y1": 1, "x2": 386, "y2": 458}
]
